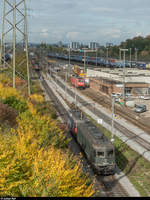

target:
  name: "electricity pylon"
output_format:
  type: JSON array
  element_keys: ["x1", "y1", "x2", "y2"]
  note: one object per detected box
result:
[{"x1": 0, "y1": 0, "x2": 31, "y2": 95}]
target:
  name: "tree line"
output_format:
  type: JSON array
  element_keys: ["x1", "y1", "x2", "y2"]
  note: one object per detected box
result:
[{"x1": 39, "y1": 35, "x2": 150, "y2": 62}]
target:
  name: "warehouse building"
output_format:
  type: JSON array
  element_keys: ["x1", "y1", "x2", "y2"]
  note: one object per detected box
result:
[{"x1": 87, "y1": 68, "x2": 150, "y2": 96}]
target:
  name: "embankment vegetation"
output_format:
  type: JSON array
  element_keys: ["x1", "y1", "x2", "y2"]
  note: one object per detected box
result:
[{"x1": 0, "y1": 75, "x2": 94, "y2": 197}]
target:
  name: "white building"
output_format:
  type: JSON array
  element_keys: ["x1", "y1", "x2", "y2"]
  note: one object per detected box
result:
[
  {"x1": 69, "y1": 42, "x2": 80, "y2": 49},
  {"x1": 88, "y1": 42, "x2": 99, "y2": 49}
]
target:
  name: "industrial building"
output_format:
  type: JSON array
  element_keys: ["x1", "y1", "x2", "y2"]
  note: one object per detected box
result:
[{"x1": 87, "y1": 68, "x2": 150, "y2": 96}]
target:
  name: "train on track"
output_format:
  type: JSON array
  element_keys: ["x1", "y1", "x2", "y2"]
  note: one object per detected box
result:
[
  {"x1": 31, "y1": 59, "x2": 41, "y2": 71},
  {"x1": 47, "y1": 52, "x2": 150, "y2": 69},
  {"x1": 67, "y1": 107, "x2": 116, "y2": 175},
  {"x1": 71, "y1": 75, "x2": 90, "y2": 89},
  {"x1": 71, "y1": 76, "x2": 85, "y2": 89}
]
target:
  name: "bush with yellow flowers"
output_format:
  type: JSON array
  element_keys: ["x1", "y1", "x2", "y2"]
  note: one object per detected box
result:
[
  {"x1": 29, "y1": 94, "x2": 44, "y2": 104},
  {"x1": 0, "y1": 74, "x2": 11, "y2": 85},
  {"x1": 0, "y1": 75, "x2": 95, "y2": 197},
  {"x1": 0, "y1": 83, "x2": 22, "y2": 100},
  {"x1": 0, "y1": 83, "x2": 27, "y2": 113},
  {"x1": 0, "y1": 131, "x2": 94, "y2": 197}
]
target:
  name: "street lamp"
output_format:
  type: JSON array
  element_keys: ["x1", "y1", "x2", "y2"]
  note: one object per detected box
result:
[
  {"x1": 111, "y1": 96, "x2": 115, "y2": 143},
  {"x1": 96, "y1": 48, "x2": 98, "y2": 66},
  {"x1": 135, "y1": 48, "x2": 138, "y2": 62},
  {"x1": 68, "y1": 47, "x2": 71, "y2": 78},
  {"x1": 80, "y1": 48, "x2": 97, "y2": 74},
  {"x1": 65, "y1": 70, "x2": 67, "y2": 100},
  {"x1": 106, "y1": 47, "x2": 108, "y2": 67},
  {"x1": 75, "y1": 78, "x2": 77, "y2": 109},
  {"x1": 120, "y1": 48, "x2": 128, "y2": 103},
  {"x1": 106, "y1": 43, "x2": 113, "y2": 67},
  {"x1": 119, "y1": 48, "x2": 121, "y2": 60},
  {"x1": 130, "y1": 48, "x2": 132, "y2": 68}
]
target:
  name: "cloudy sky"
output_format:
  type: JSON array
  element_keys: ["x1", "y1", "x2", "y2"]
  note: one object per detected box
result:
[{"x1": 1, "y1": 0, "x2": 150, "y2": 45}]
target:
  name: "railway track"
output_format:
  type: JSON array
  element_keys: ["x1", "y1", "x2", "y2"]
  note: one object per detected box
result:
[
  {"x1": 50, "y1": 72, "x2": 150, "y2": 153},
  {"x1": 81, "y1": 89, "x2": 150, "y2": 134},
  {"x1": 41, "y1": 79, "x2": 69, "y2": 122},
  {"x1": 57, "y1": 69, "x2": 150, "y2": 134},
  {"x1": 96, "y1": 175, "x2": 129, "y2": 197},
  {"x1": 40, "y1": 76, "x2": 129, "y2": 197},
  {"x1": 48, "y1": 58, "x2": 150, "y2": 134}
]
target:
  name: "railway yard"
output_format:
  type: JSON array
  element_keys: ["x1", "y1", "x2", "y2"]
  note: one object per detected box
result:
[
  {"x1": 40, "y1": 75, "x2": 131, "y2": 197},
  {"x1": 2, "y1": 0, "x2": 150, "y2": 197},
  {"x1": 31, "y1": 55, "x2": 150, "y2": 197}
]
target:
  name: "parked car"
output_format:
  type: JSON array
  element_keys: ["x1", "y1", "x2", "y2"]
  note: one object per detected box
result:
[
  {"x1": 140, "y1": 96, "x2": 150, "y2": 100},
  {"x1": 112, "y1": 93, "x2": 118, "y2": 97},
  {"x1": 112, "y1": 93, "x2": 122, "y2": 98},
  {"x1": 143, "y1": 96, "x2": 150, "y2": 100},
  {"x1": 135, "y1": 104, "x2": 146, "y2": 113},
  {"x1": 116, "y1": 93, "x2": 122, "y2": 97},
  {"x1": 125, "y1": 93, "x2": 131, "y2": 97}
]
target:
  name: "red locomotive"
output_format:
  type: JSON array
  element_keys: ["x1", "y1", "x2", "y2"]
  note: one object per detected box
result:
[
  {"x1": 33, "y1": 62, "x2": 41, "y2": 71},
  {"x1": 71, "y1": 76, "x2": 85, "y2": 89}
]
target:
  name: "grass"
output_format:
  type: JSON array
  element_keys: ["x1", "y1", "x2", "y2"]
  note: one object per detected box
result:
[{"x1": 87, "y1": 114, "x2": 150, "y2": 197}]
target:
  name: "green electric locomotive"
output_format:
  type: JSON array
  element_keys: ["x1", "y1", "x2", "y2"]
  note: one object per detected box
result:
[{"x1": 67, "y1": 108, "x2": 116, "y2": 175}]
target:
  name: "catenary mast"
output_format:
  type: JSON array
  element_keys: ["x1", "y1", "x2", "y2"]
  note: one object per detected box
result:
[{"x1": 0, "y1": 0, "x2": 30, "y2": 95}]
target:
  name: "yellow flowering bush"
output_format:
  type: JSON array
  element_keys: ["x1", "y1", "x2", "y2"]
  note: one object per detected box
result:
[
  {"x1": 0, "y1": 74, "x2": 95, "y2": 197},
  {"x1": 24, "y1": 147, "x2": 94, "y2": 197},
  {"x1": 0, "y1": 132, "x2": 94, "y2": 197},
  {"x1": 0, "y1": 113, "x2": 94, "y2": 197},
  {"x1": 0, "y1": 83, "x2": 23, "y2": 101},
  {"x1": 27, "y1": 101, "x2": 37, "y2": 115},
  {"x1": 0, "y1": 74, "x2": 11, "y2": 85},
  {"x1": 29, "y1": 94, "x2": 44, "y2": 103},
  {"x1": 0, "y1": 83, "x2": 27, "y2": 113},
  {"x1": 16, "y1": 108, "x2": 69, "y2": 149}
]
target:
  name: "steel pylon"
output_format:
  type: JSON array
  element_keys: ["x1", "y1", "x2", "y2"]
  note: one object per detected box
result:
[{"x1": 0, "y1": 0, "x2": 31, "y2": 95}]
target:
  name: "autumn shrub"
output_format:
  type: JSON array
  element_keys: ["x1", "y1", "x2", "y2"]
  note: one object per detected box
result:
[
  {"x1": 0, "y1": 102, "x2": 18, "y2": 127},
  {"x1": 0, "y1": 74, "x2": 11, "y2": 85},
  {"x1": 0, "y1": 131, "x2": 94, "y2": 197},
  {"x1": 35, "y1": 101, "x2": 57, "y2": 119},
  {"x1": 0, "y1": 83, "x2": 23, "y2": 101},
  {"x1": 2, "y1": 96, "x2": 27, "y2": 113},
  {"x1": 0, "y1": 75, "x2": 94, "y2": 197},
  {"x1": 16, "y1": 109, "x2": 69, "y2": 149},
  {"x1": 20, "y1": 147, "x2": 94, "y2": 197},
  {"x1": 29, "y1": 94, "x2": 44, "y2": 103},
  {"x1": 0, "y1": 111, "x2": 94, "y2": 197},
  {"x1": 31, "y1": 81, "x2": 43, "y2": 94}
]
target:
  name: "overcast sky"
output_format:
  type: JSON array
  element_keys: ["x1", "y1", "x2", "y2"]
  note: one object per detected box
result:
[{"x1": 1, "y1": 0, "x2": 150, "y2": 45}]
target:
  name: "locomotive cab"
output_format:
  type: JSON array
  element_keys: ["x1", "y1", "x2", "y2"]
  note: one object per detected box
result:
[{"x1": 94, "y1": 147, "x2": 116, "y2": 174}]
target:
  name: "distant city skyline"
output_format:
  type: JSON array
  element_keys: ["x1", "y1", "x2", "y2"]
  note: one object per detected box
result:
[{"x1": 0, "y1": 0, "x2": 150, "y2": 45}]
